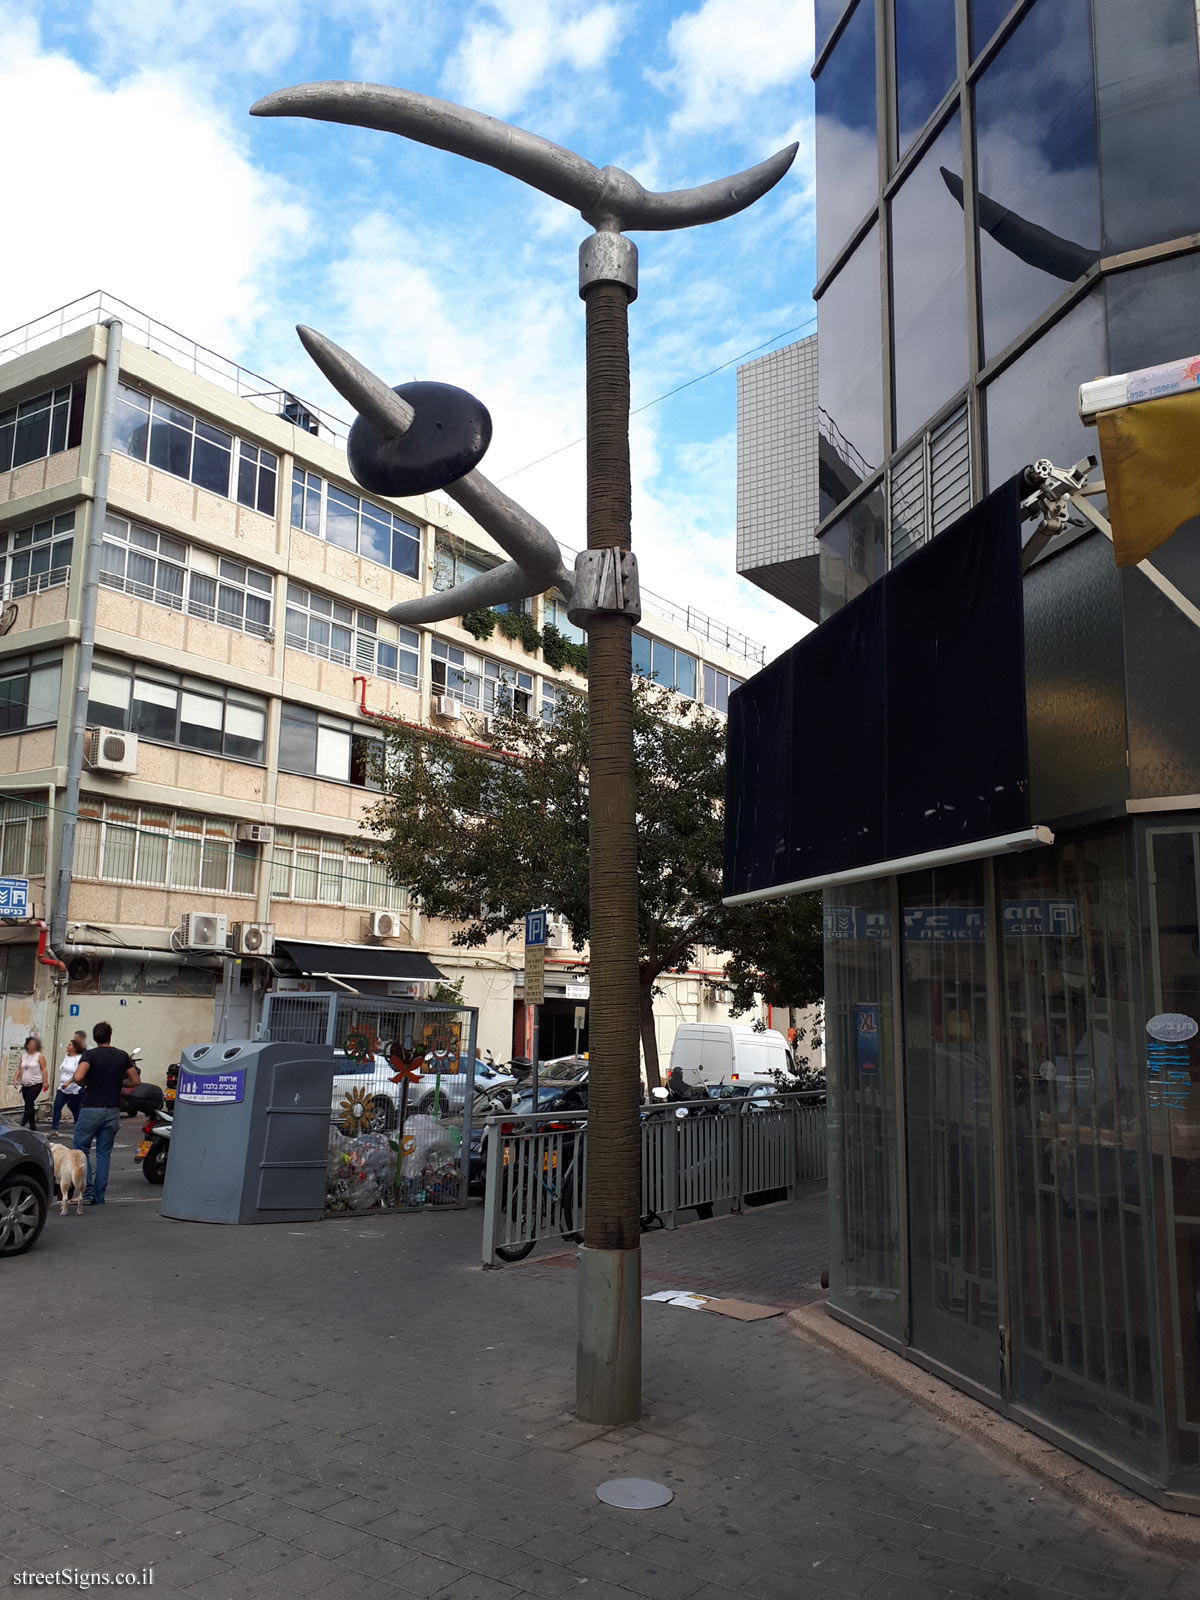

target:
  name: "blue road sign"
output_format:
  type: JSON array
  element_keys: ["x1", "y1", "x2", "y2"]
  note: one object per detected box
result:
[
  {"x1": 0, "y1": 876, "x2": 29, "y2": 914},
  {"x1": 525, "y1": 910, "x2": 547, "y2": 947}
]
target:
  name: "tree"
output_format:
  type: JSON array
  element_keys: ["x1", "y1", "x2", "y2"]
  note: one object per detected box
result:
[{"x1": 364, "y1": 677, "x2": 823, "y2": 1087}]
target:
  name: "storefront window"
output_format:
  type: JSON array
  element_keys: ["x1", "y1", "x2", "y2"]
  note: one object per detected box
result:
[
  {"x1": 902, "y1": 863, "x2": 1000, "y2": 1390},
  {"x1": 999, "y1": 829, "x2": 1162, "y2": 1476},
  {"x1": 825, "y1": 882, "x2": 902, "y2": 1338}
]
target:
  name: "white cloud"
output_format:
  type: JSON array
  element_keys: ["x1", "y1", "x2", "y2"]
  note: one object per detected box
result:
[
  {"x1": 82, "y1": 0, "x2": 303, "y2": 79},
  {"x1": 0, "y1": 9, "x2": 309, "y2": 356},
  {"x1": 655, "y1": 0, "x2": 814, "y2": 137},
  {"x1": 443, "y1": 0, "x2": 625, "y2": 117}
]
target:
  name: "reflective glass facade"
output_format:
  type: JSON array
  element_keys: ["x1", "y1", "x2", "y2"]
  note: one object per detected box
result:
[{"x1": 811, "y1": 0, "x2": 1200, "y2": 1508}]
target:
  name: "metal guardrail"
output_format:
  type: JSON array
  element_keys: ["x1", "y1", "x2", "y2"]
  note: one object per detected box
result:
[{"x1": 480, "y1": 1092, "x2": 827, "y2": 1265}]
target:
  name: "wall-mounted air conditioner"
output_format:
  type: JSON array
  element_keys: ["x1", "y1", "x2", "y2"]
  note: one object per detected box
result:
[
  {"x1": 231, "y1": 922, "x2": 274, "y2": 956},
  {"x1": 369, "y1": 910, "x2": 404, "y2": 939},
  {"x1": 546, "y1": 915, "x2": 570, "y2": 951},
  {"x1": 433, "y1": 695, "x2": 463, "y2": 720},
  {"x1": 235, "y1": 823, "x2": 274, "y2": 844},
  {"x1": 85, "y1": 727, "x2": 138, "y2": 775},
  {"x1": 178, "y1": 912, "x2": 227, "y2": 952}
]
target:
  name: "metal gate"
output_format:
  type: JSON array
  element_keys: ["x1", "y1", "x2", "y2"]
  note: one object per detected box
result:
[{"x1": 261, "y1": 993, "x2": 478, "y2": 1214}]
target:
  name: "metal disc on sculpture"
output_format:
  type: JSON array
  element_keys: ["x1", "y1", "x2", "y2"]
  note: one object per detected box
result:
[
  {"x1": 595, "y1": 1478, "x2": 673, "y2": 1509},
  {"x1": 348, "y1": 380, "x2": 492, "y2": 497}
]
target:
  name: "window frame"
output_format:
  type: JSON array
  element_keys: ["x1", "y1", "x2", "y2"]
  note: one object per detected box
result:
[
  {"x1": 75, "y1": 799, "x2": 257, "y2": 898},
  {"x1": 100, "y1": 514, "x2": 274, "y2": 638},
  {"x1": 283, "y1": 582, "x2": 419, "y2": 687},
  {"x1": 0, "y1": 382, "x2": 83, "y2": 475},
  {"x1": 278, "y1": 703, "x2": 383, "y2": 789},
  {"x1": 269, "y1": 827, "x2": 407, "y2": 910},
  {"x1": 0, "y1": 653, "x2": 62, "y2": 736},
  {"x1": 86, "y1": 657, "x2": 267, "y2": 766},
  {"x1": 0, "y1": 511, "x2": 75, "y2": 599},
  {"x1": 114, "y1": 384, "x2": 278, "y2": 515},
  {"x1": 290, "y1": 466, "x2": 421, "y2": 579}
]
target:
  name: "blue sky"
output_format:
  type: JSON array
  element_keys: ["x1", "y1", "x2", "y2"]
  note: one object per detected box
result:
[{"x1": 1, "y1": 0, "x2": 817, "y2": 659}]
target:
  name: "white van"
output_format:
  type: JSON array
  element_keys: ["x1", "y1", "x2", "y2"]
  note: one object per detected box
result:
[{"x1": 667, "y1": 1023, "x2": 794, "y2": 1092}]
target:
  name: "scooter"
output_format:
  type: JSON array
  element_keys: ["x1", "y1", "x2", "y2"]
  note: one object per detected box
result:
[{"x1": 136, "y1": 1103, "x2": 171, "y2": 1185}]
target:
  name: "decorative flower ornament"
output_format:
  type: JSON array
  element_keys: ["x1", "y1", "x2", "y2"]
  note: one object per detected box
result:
[{"x1": 337, "y1": 1085, "x2": 377, "y2": 1137}]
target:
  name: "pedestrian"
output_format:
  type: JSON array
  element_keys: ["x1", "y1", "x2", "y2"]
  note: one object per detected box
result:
[
  {"x1": 13, "y1": 1035, "x2": 48, "y2": 1130},
  {"x1": 71, "y1": 1021, "x2": 140, "y2": 1207},
  {"x1": 51, "y1": 1037, "x2": 85, "y2": 1135}
]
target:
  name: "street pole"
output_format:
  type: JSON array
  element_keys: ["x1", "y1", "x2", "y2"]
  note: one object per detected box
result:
[{"x1": 575, "y1": 243, "x2": 643, "y2": 1423}]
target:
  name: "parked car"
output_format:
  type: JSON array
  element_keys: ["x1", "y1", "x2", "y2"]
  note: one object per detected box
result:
[
  {"x1": 0, "y1": 1126, "x2": 53, "y2": 1257},
  {"x1": 331, "y1": 1052, "x2": 517, "y2": 1130}
]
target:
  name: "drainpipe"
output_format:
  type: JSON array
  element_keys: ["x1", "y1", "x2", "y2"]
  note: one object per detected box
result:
[{"x1": 51, "y1": 319, "x2": 123, "y2": 949}]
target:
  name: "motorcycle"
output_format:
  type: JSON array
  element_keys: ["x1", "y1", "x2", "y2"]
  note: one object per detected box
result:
[{"x1": 136, "y1": 1103, "x2": 171, "y2": 1185}]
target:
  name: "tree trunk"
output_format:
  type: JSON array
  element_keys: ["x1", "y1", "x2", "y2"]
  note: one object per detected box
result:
[
  {"x1": 581, "y1": 277, "x2": 642, "y2": 1258},
  {"x1": 639, "y1": 978, "x2": 661, "y2": 1091}
]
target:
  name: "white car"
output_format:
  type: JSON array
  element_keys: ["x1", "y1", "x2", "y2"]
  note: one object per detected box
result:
[{"x1": 330, "y1": 1052, "x2": 517, "y2": 1130}]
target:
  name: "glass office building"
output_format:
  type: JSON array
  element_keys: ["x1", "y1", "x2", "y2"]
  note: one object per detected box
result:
[{"x1": 806, "y1": 0, "x2": 1200, "y2": 1506}]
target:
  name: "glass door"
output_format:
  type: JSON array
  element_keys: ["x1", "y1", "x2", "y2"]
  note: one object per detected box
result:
[{"x1": 902, "y1": 863, "x2": 1001, "y2": 1390}]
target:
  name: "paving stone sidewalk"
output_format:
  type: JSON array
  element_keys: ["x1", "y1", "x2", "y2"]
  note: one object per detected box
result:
[{"x1": 4, "y1": 1137, "x2": 1197, "y2": 1600}]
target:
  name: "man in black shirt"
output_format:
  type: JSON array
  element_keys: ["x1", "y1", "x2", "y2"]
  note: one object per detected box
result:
[{"x1": 72, "y1": 1021, "x2": 141, "y2": 1206}]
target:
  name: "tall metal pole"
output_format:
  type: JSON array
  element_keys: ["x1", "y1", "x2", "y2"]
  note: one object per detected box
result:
[{"x1": 576, "y1": 242, "x2": 643, "y2": 1424}]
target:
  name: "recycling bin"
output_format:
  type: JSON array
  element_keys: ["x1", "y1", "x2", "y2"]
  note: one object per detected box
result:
[{"x1": 161, "y1": 1040, "x2": 336, "y2": 1224}]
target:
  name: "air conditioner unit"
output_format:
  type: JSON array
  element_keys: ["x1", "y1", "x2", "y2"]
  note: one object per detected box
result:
[
  {"x1": 369, "y1": 910, "x2": 404, "y2": 939},
  {"x1": 235, "y1": 823, "x2": 274, "y2": 844},
  {"x1": 232, "y1": 921, "x2": 274, "y2": 956},
  {"x1": 433, "y1": 694, "x2": 463, "y2": 720},
  {"x1": 546, "y1": 916, "x2": 570, "y2": 951},
  {"x1": 85, "y1": 727, "x2": 138, "y2": 775},
  {"x1": 178, "y1": 911, "x2": 227, "y2": 952}
]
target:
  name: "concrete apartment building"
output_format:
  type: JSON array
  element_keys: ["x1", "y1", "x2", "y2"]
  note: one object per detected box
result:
[{"x1": 0, "y1": 294, "x2": 758, "y2": 1094}]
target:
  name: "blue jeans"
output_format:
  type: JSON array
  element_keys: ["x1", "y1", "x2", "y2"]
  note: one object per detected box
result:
[
  {"x1": 51, "y1": 1090, "x2": 83, "y2": 1131},
  {"x1": 74, "y1": 1108, "x2": 120, "y2": 1203}
]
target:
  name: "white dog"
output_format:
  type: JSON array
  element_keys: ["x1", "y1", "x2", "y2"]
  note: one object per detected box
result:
[{"x1": 51, "y1": 1143, "x2": 87, "y2": 1216}]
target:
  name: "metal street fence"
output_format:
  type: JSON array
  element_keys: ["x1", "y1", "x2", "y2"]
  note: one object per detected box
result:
[
  {"x1": 480, "y1": 1092, "x2": 827, "y2": 1265},
  {"x1": 260, "y1": 992, "x2": 478, "y2": 1213}
]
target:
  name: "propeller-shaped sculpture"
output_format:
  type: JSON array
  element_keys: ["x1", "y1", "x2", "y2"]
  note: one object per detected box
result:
[
  {"x1": 253, "y1": 83, "x2": 797, "y2": 627},
  {"x1": 297, "y1": 325, "x2": 572, "y2": 623}
]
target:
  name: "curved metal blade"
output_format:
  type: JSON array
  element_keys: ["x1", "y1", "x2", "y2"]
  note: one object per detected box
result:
[
  {"x1": 296, "y1": 325, "x2": 415, "y2": 437},
  {"x1": 252, "y1": 81, "x2": 796, "y2": 232}
]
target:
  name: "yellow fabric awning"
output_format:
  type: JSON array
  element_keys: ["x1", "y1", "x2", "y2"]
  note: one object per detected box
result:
[{"x1": 1096, "y1": 387, "x2": 1200, "y2": 567}]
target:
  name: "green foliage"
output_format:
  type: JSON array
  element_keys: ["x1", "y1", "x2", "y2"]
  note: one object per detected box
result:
[
  {"x1": 462, "y1": 608, "x2": 497, "y2": 641},
  {"x1": 541, "y1": 624, "x2": 589, "y2": 677},
  {"x1": 365, "y1": 680, "x2": 823, "y2": 1056},
  {"x1": 428, "y1": 974, "x2": 466, "y2": 1007}
]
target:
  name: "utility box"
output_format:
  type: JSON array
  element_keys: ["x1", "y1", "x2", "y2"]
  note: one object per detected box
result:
[{"x1": 160, "y1": 1040, "x2": 336, "y2": 1224}]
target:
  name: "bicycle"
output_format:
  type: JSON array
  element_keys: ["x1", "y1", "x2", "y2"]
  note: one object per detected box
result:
[{"x1": 494, "y1": 1143, "x2": 583, "y2": 1262}]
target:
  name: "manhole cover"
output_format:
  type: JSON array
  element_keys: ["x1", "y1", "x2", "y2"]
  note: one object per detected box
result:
[{"x1": 595, "y1": 1478, "x2": 673, "y2": 1509}]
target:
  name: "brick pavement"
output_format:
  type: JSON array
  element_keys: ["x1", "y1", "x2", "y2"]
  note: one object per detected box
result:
[{"x1": 3, "y1": 1131, "x2": 1197, "y2": 1600}]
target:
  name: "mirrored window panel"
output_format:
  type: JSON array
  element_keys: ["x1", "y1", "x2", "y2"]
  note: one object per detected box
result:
[
  {"x1": 975, "y1": 0, "x2": 1101, "y2": 361},
  {"x1": 985, "y1": 291, "x2": 1106, "y2": 493},
  {"x1": 1093, "y1": 0, "x2": 1200, "y2": 256},
  {"x1": 818, "y1": 225, "x2": 884, "y2": 513},
  {"x1": 817, "y1": 485, "x2": 886, "y2": 621},
  {"x1": 890, "y1": 114, "x2": 968, "y2": 446},
  {"x1": 894, "y1": 0, "x2": 958, "y2": 157},
  {"x1": 815, "y1": 0, "x2": 878, "y2": 277},
  {"x1": 971, "y1": 0, "x2": 1013, "y2": 57}
]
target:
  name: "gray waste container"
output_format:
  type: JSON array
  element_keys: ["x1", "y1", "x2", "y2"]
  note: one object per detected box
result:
[{"x1": 161, "y1": 1040, "x2": 336, "y2": 1224}]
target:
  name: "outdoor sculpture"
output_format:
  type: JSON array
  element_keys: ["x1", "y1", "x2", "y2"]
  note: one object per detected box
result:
[{"x1": 253, "y1": 79, "x2": 795, "y2": 1425}]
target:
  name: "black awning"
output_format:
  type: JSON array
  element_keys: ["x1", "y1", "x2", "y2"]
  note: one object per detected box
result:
[{"x1": 275, "y1": 941, "x2": 445, "y2": 982}]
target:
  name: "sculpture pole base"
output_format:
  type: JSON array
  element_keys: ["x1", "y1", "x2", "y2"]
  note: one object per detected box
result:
[{"x1": 577, "y1": 1244, "x2": 642, "y2": 1424}]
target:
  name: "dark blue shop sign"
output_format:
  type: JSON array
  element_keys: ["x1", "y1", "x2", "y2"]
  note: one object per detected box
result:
[
  {"x1": 824, "y1": 899, "x2": 1079, "y2": 942},
  {"x1": 178, "y1": 1069, "x2": 246, "y2": 1104}
]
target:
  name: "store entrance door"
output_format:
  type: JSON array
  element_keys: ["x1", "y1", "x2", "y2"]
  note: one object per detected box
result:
[{"x1": 901, "y1": 862, "x2": 1001, "y2": 1392}]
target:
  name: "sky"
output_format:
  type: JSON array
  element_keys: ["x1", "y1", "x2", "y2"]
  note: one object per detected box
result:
[{"x1": 0, "y1": 0, "x2": 818, "y2": 663}]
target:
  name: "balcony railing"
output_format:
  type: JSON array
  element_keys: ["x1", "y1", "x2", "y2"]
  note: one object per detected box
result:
[{"x1": 0, "y1": 566, "x2": 70, "y2": 603}]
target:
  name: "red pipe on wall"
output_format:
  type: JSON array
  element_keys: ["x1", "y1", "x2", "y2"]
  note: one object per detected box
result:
[{"x1": 36, "y1": 920, "x2": 66, "y2": 972}]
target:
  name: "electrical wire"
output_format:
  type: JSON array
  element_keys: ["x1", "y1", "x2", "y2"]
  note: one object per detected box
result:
[{"x1": 494, "y1": 314, "x2": 817, "y2": 486}]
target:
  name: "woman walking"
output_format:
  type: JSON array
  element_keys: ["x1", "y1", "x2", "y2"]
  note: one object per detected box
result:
[
  {"x1": 13, "y1": 1035, "x2": 48, "y2": 1130},
  {"x1": 51, "y1": 1037, "x2": 84, "y2": 1134}
]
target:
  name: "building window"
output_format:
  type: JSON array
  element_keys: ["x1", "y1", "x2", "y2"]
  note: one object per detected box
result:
[
  {"x1": 0, "y1": 653, "x2": 62, "y2": 734},
  {"x1": 101, "y1": 515, "x2": 273, "y2": 637},
  {"x1": 702, "y1": 665, "x2": 742, "y2": 715},
  {"x1": 543, "y1": 593, "x2": 585, "y2": 645},
  {"x1": 433, "y1": 537, "x2": 491, "y2": 591},
  {"x1": 290, "y1": 467, "x2": 421, "y2": 579},
  {"x1": 75, "y1": 800, "x2": 257, "y2": 896},
  {"x1": 484, "y1": 660, "x2": 533, "y2": 715},
  {"x1": 540, "y1": 680, "x2": 573, "y2": 727},
  {"x1": 87, "y1": 658, "x2": 267, "y2": 764},
  {"x1": 114, "y1": 385, "x2": 278, "y2": 514},
  {"x1": 270, "y1": 828, "x2": 406, "y2": 910},
  {"x1": 278, "y1": 704, "x2": 382, "y2": 787},
  {"x1": 0, "y1": 383, "x2": 83, "y2": 475},
  {"x1": 632, "y1": 633, "x2": 697, "y2": 698},
  {"x1": 0, "y1": 511, "x2": 74, "y2": 599},
  {"x1": 96, "y1": 958, "x2": 216, "y2": 996},
  {"x1": 284, "y1": 582, "x2": 419, "y2": 687},
  {"x1": 431, "y1": 639, "x2": 482, "y2": 708},
  {"x1": 0, "y1": 797, "x2": 47, "y2": 877}
]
